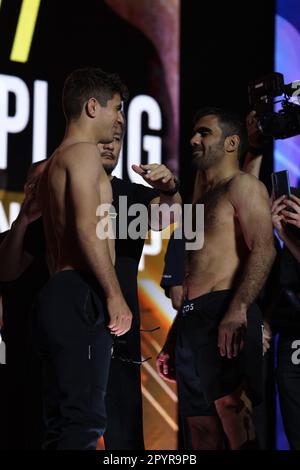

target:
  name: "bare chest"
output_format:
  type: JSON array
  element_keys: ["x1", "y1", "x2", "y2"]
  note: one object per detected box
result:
[
  {"x1": 199, "y1": 183, "x2": 234, "y2": 230},
  {"x1": 99, "y1": 174, "x2": 113, "y2": 206}
]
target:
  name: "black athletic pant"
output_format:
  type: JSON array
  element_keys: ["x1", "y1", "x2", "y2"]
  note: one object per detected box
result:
[
  {"x1": 33, "y1": 270, "x2": 112, "y2": 450},
  {"x1": 104, "y1": 307, "x2": 144, "y2": 450}
]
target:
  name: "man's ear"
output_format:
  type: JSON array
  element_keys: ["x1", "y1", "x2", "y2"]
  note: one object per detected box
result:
[
  {"x1": 224, "y1": 134, "x2": 240, "y2": 154},
  {"x1": 85, "y1": 97, "x2": 97, "y2": 118}
]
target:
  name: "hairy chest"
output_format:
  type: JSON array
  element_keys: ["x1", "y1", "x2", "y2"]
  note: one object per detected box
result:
[{"x1": 197, "y1": 183, "x2": 235, "y2": 230}]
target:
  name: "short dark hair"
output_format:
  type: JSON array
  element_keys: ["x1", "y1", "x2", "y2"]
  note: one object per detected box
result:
[
  {"x1": 193, "y1": 107, "x2": 247, "y2": 159},
  {"x1": 62, "y1": 67, "x2": 129, "y2": 121}
]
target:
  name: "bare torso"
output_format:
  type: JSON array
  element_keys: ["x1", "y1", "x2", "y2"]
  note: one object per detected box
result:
[
  {"x1": 39, "y1": 143, "x2": 114, "y2": 275},
  {"x1": 185, "y1": 173, "x2": 249, "y2": 299}
]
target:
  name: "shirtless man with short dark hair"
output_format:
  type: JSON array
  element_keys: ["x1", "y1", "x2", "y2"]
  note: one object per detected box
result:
[
  {"x1": 36, "y1": 67, "x2": 132, "y2": 450},
  {"x1": 157, "y1": 107, "x2": 276, "y2": 450}
]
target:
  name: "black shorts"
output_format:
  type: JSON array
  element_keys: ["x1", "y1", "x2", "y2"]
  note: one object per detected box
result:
[{"x1": 175, "y1": 290, "x2": 263, "y2": 417}]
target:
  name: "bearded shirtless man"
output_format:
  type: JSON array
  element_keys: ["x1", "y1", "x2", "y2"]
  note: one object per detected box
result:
[
  {"x1": 35, "y1": 68, "x2": 132, "y2": 450},
  {"x1": 157, "y1": 107, "x2": 275, "y2": 450}
]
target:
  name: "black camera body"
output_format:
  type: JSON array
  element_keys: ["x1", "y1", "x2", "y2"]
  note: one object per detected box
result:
[{"x1": 248, "y1": 72, "x2": 300, "y2": 140}]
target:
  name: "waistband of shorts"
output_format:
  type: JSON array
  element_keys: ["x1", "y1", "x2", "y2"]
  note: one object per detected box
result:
[
  {"x1": 180, "y1": 289, "x2": 234, "y2": 316},
  {"x1": 51, "y1": 269, "x2": 102, "y2": 293}
]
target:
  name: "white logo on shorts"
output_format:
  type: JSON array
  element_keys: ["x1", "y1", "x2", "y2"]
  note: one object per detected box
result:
[{"x1": 182, "y1": 303, "x2": 194, "y2": 314}]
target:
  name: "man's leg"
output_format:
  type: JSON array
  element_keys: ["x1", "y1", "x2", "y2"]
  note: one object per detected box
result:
[
  {"x1": 214, "y1": 387, "x2": 258, "y2": 449},
  {"x1": 36, "y1": 272, "x2": 112, "y2": 450},
  {"x1": 104, "y1": 326, "x2": 144, "y2": 450},
  {"x1": 185, "y1": 415, "x2": 225, "y2": 450},
  {"x1": 104, "y1": 360, "x2": 144, "y2": 450}
]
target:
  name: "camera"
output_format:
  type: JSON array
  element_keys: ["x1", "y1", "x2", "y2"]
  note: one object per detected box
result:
[{"x1": 248, "y1": 72, "x2": 300, "y2": 140}]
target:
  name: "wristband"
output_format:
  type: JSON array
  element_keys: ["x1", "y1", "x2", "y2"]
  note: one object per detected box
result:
[{"x1": 160, "y1": 177, "x2": 180, "y2": 196}]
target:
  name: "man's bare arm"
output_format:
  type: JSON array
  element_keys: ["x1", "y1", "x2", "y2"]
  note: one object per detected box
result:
[
  {"x1": 218, "y1": 174, "x2": 276, "y2": 358},
  {"x1": 0, "y1": 220, "x2": 32, "y2": 282},
  {"x1": 156, "y1": 311, "x2": 180, "y2": 383},
  {"x1": 66, "y1": 144, "x2": 132, "y2": 336},
  {"x1": 230, "y1": 174, "x2": 276, "y2": 308},
  {"x1": 0, "y1": 172, "x2": 45, "y2": 282},
  {"x1": 243, "y1": 110, "x2": 263, "y2": 179},
  {"x1": 0, "y1": 197, "x2": 39, "y2": 282}
]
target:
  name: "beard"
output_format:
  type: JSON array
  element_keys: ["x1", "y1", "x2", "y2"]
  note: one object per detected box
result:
[
  {"x1": 101, "y1": 155, "x2": 119, "y2": 175},
  {"x1": 102, "y1": 162, "x2": 116, "y2": 175},
  {"x1": 192, "y1": 143, "x2": 224, "y2": 170}
]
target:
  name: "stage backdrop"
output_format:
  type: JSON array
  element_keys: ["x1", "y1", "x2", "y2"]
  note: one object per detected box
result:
[{"x1": 0, "y1": 0, "x2": 180, "y2": 450}]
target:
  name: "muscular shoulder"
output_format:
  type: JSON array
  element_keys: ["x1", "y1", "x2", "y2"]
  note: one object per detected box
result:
[
  {"x1": 59, "y1": 142, "x2": 103, "y2": 178},
  {"x1": 228, "y1": 172, "x2": 268, "y2": 203},
  {"x1": 62, "y1": 142, "x2": 100, "y2": 166}
]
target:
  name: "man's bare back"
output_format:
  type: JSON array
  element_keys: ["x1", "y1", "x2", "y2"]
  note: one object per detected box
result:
[{"x1": 39, "y1": 141, "x2": 114, "y2": 275}]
